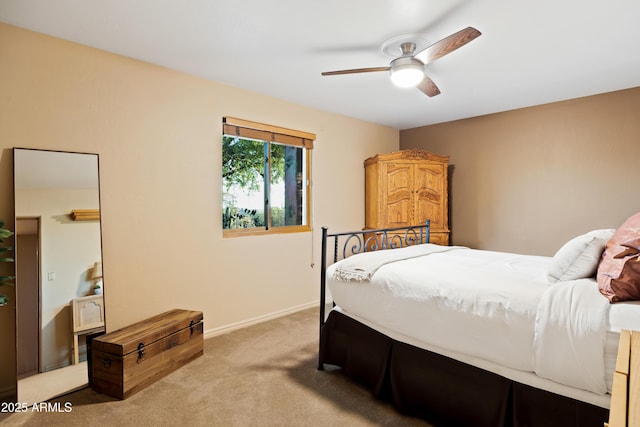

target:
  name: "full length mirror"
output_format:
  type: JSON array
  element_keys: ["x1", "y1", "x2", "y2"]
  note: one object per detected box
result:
[{"x1": 13, "y1": 148, "x2": 104, "y2": 403}]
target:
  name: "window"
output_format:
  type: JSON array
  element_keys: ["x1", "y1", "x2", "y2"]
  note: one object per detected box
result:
[{"x1": 222, "y1": 117, "x2": 315, "y2": 236}]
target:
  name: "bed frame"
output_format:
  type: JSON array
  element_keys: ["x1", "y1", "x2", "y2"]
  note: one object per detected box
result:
[
  {"x1": 317, "y1": 222, "x2": 609, "y2": 427},
  {"x1": 318, "y1": 220, "x2": 432, "y2": 352}
]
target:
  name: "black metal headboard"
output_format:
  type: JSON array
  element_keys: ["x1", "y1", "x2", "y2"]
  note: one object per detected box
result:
[
  {"x1": 321, "y1": 220, "x2": 430, "y2": 264},
  {"x1": 318, "y1": 220, "x2": 430, "y2": 369}
]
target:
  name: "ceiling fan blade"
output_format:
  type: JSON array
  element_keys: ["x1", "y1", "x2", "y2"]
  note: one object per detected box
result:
[
  {"x1": 321, "y1": 66, "x2": 390, "y2": 76},
  {"x1": 416, "y1": 75, "x2": 441, "y2": 97},
  {"x1": 413, "y1": 26, "x2": 481, "y2": 65}
]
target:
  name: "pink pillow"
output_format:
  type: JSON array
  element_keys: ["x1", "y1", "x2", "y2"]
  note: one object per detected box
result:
[{"x1": 597, "y1": 212, "x2": 640, "y2": 302}]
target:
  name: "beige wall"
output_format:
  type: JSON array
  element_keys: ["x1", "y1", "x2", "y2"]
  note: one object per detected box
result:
[
  {"x1": 401, "y1": 87, "x2": 640, "y2": 255},
  {"x1": 0, "y1": 23, "x2": 398, "y2": 396}
]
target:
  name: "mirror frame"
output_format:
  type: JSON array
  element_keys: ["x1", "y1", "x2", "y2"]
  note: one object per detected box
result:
[{"x1": 12, "y1": 147, "x2": 105, "y2": 403}]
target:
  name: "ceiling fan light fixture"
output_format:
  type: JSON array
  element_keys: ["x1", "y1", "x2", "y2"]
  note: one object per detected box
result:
[{"x1": 390, "y1": 57, "x2": 424, "y2": 88}]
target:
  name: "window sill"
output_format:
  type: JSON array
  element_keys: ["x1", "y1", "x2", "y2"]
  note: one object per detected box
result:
[{"x1": 223, "y1": 225, "x2": 311, "y2": 238}]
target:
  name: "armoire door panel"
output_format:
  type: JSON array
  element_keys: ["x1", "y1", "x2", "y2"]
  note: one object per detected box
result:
[
  {"x1": 387, "y1": 190, "x2": 412, "y2": 205},
  {"x1": 383, "y1": 163, "x2": 413, "y2": 226},
  {"x1": 385, "y1": 200, "x2": 412, "y2": 227},
  {"x1": 416, "y1": 190, "x2": 443, "y2": 228},
  {"x1": 385, "y1": 164, "x2": 412, "y2": 193},
  {"x1": 414, "y1": 164, "x2": 443, "y2": 189}
]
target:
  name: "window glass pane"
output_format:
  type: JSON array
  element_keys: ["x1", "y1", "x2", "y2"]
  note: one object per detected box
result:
[
  {"x1": 270, "y1": 143, "x2": 305, "y2": 227},
  {"x1": 222, "y1": 136, "x2": 266, "y2": 229}
]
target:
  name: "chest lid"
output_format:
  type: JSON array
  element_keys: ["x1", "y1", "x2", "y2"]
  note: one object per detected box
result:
[{"x1": 92, "y1": 308, "x2": 203, "y2": 356}]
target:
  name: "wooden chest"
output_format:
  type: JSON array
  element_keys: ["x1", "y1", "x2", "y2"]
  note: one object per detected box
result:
[{"x1": 91, "y1": 308, "x2": 203, "y2": 399}]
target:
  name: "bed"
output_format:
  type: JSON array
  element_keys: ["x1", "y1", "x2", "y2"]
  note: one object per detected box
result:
[{"x1": 317, "y1": 220, "x2": 640, "y2": 427}]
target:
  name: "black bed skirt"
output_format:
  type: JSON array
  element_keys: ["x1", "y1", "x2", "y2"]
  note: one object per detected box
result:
[{"x1": 319, "y1": 310, "x2": 609, "y2": 427}]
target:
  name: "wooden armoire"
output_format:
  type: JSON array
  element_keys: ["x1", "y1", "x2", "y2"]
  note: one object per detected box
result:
[{"x1": 364, "y1": 149, "x2": 450, "y2": 245}]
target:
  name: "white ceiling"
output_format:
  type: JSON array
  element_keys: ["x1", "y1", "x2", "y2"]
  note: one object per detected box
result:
[
  {"x1": 14, "y1": 149, "x2": 99, "y2": 189},
  {"x1": 1, "y1": 0, "x2": 640, "y2": 130}
]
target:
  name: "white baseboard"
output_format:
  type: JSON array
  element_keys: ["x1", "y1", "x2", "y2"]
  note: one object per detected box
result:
[{"x1": 203, "y1": 300, "x2": 318, "y2": 340}]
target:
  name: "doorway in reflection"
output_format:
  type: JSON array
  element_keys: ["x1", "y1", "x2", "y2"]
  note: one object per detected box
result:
[{"x1": 16, "y1": 217, "x2": 39, "y2": 379}]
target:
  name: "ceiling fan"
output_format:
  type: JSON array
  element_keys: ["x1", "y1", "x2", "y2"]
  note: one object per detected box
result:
[{"x1": 321, "y1": 27, "x2": 481, "y2": 97}]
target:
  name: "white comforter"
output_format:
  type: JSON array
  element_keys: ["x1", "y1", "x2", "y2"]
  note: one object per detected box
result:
[
  {"x1": 534, "y1": 279, "x2": 610, "y2": 394},
  {"x1": 327, "y1": 244, "x2": 611, "y2": 395}
]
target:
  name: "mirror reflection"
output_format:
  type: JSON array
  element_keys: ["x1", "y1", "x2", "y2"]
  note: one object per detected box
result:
[{"x1": 13, "y1": 148, "x2": 104, "y2": 403}]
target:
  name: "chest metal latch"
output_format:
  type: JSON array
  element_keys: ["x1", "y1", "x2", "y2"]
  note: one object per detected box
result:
[{"x1": 137, "y1": 342, "x2": 145, "y2": 363}]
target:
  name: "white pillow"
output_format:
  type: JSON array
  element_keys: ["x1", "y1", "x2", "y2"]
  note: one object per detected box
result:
[{"x1": 547, "y1": 229, "x2": 616, "y2": 282}]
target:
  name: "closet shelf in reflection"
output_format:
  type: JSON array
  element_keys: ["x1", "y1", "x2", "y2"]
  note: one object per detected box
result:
[{"x1": 70, "y1": 209, "x2": 100, "y2": 221}]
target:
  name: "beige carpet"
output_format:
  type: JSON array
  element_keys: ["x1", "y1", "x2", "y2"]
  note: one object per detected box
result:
[
  {"x1": 18, "y1": 361, "x2": 89, "y2": 405},
  {"x1": 1, "y1": 308, "x2": 430, "y2": 426}
]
